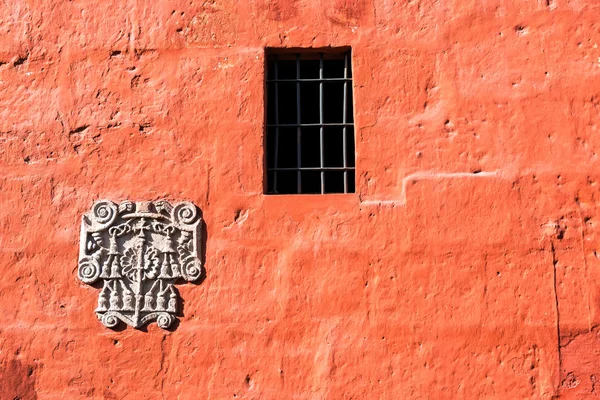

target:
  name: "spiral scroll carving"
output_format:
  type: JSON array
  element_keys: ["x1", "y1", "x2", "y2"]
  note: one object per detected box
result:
[
  {"x1": 78, "y1": 257, "x2": 100, "y2": 284},
  {"x1": 173, "y1": 202, "x2": 199, "y2": 226},
  {"x1": 102, "y1": 313, "x2": 120, "y2": 328},
  {"x1": 92, "y1": 200, "x2": 118, "y2": 225},
  {"x1": 182, "y1": 259, "x2": 202, "y2": 281},
  {"x1": 157, "y1": 313, "x2": 174, "y2": 329}
]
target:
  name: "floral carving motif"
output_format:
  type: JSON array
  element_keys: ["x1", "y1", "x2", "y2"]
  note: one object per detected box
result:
[{"x1": 78, "y1": 200, "x2": 203, "y2": 329}]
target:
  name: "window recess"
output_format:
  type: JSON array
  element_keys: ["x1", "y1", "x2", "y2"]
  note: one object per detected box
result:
[{"x1": 266, "y1": 49, "x2": 355, "y2": 194}]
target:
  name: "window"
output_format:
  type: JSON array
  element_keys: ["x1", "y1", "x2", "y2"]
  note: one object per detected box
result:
[{"x1": 265, "y1": 49, "x2": 355, "y2": 194}]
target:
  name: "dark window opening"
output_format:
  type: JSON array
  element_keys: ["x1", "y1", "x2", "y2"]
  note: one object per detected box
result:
[{"x1": 265, "y1": 49, "x2": 355, "y2": 194}]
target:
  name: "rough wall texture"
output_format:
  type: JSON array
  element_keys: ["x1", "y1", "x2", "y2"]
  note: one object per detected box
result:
[{"x1": 0, "y1": 0, "x2": 599, "y2": 398}]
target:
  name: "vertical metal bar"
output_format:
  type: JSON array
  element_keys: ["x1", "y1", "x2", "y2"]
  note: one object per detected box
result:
[
  {"x1": 342, "y1": 52, "x2": 349, "y2": 193},
  {"x1": 296, "y1": 53, "x2": 302, "y2": 193},
  {"x1": 319, "y1": 53, "x2": 325, "y2": 194},
  {"x1": 273, "y1": 55, "x2": 280, "y2": 193}
]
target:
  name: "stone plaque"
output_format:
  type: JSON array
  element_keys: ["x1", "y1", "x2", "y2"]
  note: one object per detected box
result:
[{"x1": 78, "y1": 200, "x2": 202, "y2": 329}]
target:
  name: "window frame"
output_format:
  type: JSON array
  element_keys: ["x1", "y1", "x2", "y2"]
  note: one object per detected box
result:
[{"x1": 264, "y1": 48, "x2": 356, "y2": 195}]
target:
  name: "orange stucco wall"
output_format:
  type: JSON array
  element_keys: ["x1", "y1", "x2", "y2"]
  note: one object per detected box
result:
[{"x1": 1, "y1": 0, "x2": 600, "y2": 398}]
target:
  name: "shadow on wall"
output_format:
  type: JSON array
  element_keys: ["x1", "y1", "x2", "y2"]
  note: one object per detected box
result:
[{"x1": 0, "y1": 359, "x2": 37, "y2": 399}]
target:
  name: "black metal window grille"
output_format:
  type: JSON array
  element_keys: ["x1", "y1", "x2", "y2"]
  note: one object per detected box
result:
[{"x1": 266, "y1": 50, "x2": 355, "y2": 194}]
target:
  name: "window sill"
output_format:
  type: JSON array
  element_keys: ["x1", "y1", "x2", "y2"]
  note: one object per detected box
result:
[{"x1": 262, "y1": 192, "x2": 358, "y2": 213}]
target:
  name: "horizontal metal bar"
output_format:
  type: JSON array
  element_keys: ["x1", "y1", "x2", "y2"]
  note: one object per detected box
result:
[
  {"x1": 266, "y1": 78, "x2": 352, "y2": 83},
  {"x1": 267, "y1": 123, "x2": 354, "y2": 128},
  {"x1": 267, "y1": 167, "x2": 355, "y2": 171}
]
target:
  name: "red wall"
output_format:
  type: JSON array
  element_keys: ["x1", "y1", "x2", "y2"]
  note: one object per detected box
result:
[{"x1": 1, "y1": 0, "x2": 599, "y2": 398}]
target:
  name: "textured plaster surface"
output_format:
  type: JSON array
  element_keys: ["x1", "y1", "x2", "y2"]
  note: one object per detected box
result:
[{"x1": 0, "y1": 0, "x2": 599, "y2": 398}]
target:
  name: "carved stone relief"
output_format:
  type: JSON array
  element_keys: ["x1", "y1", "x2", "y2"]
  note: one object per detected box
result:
[{"x1": 78, "y1": 200, "x2": 203, "y2": 330}]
